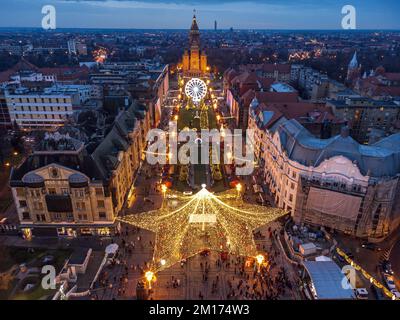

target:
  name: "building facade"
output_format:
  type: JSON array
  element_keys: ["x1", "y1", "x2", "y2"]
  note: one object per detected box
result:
[
  {"x1": 252, "y1": 118, "x2": 400, "y2": 241},
  {"x1": 9, "y1": 103, "x2": 144, "y2": 238},
  {"x1": 327, "y1": 97, "x2": 400, "y2": 144},
  {"x1": 5, "y1": 89, "x2": 74, "y2": 130}
]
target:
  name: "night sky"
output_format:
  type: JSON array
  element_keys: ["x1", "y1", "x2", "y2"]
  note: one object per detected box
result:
[{"x1": 1, "y1": 0, "x2": 399, "y2": 29}]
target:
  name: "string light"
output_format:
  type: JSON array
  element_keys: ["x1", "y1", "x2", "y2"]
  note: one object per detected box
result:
[
  {"x1": 119, "y1": 187, "x2": 286, "y2": 273},
  {"x1": 336, "y1": 247, "x2": 399, "y2": 300}
]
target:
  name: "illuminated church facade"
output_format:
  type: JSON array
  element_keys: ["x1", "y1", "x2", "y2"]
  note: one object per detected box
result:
[{"x1": 182, "y1": 13, "x2": 208, "y2": 77}]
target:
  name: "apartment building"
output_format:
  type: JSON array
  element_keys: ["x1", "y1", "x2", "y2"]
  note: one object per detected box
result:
[
  {"x1": 249, "y1": 114, "x2": 400, "y2": 240},
  {"x1": 9, "y1": 103, "x2": 143, "y2": 238}
]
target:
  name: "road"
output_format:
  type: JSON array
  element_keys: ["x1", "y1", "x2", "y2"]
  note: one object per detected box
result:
[{"x1": 390, "y1": 239, "x2": 400, "y2": 289}]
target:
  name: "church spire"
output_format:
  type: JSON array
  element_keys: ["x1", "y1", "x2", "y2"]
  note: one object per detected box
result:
[
  {"x1": 191, "y1": 9, "x2": 199, "y2": 31},
  {"x1": 349, "y1": 51, "x2": 358, "y2": 69}
]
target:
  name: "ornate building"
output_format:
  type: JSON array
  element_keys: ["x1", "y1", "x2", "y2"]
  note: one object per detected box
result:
[
  {"x1": 248, "y1": 109, "x2": 400, "y2": 240},
  {"x1": 182, "y1": 13, "x2": 208, "y2": 77},
  {"x1": 9, "y1": 103, "x2": 147, "y2": 238}
]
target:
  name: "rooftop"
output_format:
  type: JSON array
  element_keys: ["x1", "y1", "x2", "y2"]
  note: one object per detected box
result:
[
  {"x1": 303, "y1": 261, "x2": 354, "y2": 300},
  {"x1": 277, "y1": 119, "x2": 400, "y2": 177}
]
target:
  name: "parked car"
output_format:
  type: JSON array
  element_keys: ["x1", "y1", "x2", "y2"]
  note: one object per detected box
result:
[
  {"x1": 384, "y1": 274, "x2": 396, "y2": 290},
  {"x1": 381, "y1": 261, "x2": 394, "y2": 275},
  {"x1": 361, "y1": 242, "x2": 382, "y2": 252},
  {"x1": 391, "y1": 289, "x2": 400, "y2": 299},
  {"x1": 355, "y1": 288, "x2": 369, "y2": 300}
]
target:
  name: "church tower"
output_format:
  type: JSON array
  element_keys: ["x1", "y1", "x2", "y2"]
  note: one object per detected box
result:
[
  {"x1": 182, "y1": 11, "x2": 208, "y2": 77},
  {"x1": 346, "y1": 51, "x2": 360, "y2": 85}
]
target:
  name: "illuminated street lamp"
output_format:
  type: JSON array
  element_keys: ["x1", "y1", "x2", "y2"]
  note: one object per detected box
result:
[
  {"x1": 160, "y1": 259, "x2": 166, "y2": 266},
  {"x1": 236, "y1": 183, "x2": 242, "y2": 198},
  {"x1": 216, "y1": 114, "x2": 221, "y2": 122},
  {"x1": 161, "y1": 184, "x2": 168, "y2": 197},
  {"x1": 145, "y1": 271, "x2": 155, "y2": 289},
  {"x1": 255, "y1": 254, "x2": 265, "y2": 272}
]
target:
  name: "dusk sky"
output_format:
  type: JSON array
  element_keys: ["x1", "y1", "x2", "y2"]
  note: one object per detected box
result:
[{"x1": 1, "y1": 0, "x2": 399, "y2": 30}]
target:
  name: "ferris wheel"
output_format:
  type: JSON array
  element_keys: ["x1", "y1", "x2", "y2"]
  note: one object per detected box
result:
[{"x1": 185, "y1": 78, "x2": 207, "y2": 103}]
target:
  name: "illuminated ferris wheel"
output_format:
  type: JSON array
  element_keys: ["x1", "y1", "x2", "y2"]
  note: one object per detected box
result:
[{"x1": 185, "y1": 78, "x2": 207, "y2": 103}]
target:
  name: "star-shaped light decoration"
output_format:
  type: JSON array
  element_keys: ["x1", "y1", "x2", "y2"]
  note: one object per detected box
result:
[{"x1": 118, "y1": 185, "x2": 286, "y2": 272}]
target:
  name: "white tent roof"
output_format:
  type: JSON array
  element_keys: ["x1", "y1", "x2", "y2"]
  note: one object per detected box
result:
[
  {"x1": 105, "y1": 243, "x2": 119, "y2": 255},
  {"x1": 303, "y1": 261, "x2": 354, "y2": 300}
]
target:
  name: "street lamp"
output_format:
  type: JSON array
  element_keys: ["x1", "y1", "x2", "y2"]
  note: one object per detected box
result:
[
  {"x1": 255, "y1": 254, "x2": 265, "y2": 272},
  {"x1": 145, "y1": 271, "x2": 155, "y2": 289},
  {"x1": 161, "y1": 184, "x2": 167, "y2": 196},
  {"x1": 236, "y1": 183, "x2": 242, "y2": 198}
]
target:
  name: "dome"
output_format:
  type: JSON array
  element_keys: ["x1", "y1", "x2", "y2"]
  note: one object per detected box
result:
[
  {"x1": 68, "y1": 173, "x2": 88, "y2": 188},
  {"x1": 22, "y1": 173, "x2": 45, "y2": 188}
]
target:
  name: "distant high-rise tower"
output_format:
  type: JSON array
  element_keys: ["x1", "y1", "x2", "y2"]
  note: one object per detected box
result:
[
  {"x1": 181, "y1": 12, "x2": 208, "y2": 77},
  {"x1": 214, "y1": 20, "x2": 217, "y2": 31}
]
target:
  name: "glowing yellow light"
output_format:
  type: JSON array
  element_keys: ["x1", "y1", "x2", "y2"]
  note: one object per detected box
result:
[
  {"x1": 13, "y1": 152, "x2": 18, "y2": 156},
  {"x1": 236, "y1": 183, "x2": 242, "y2": 192},
  {"x1": 161, "y1": 184, "x2": 168, "y2": 194},
  {"x1": 174, "y1": 115, "x2": 179, "y2": 121},
  {"x1": 226, "y1": 151, "x2": 232, "y2": 160},
  {"x1": 145, "y1": 270, "x2": 155, "y2": 289},
  {"x1": 119, "y1": 188, "x2": 286, "y2": 273},
  {"x1": 256, "y1": 254, "x2": 265, "y2": 265},
  {"x1": 216, "y1": 115, "x2": 221, "y2": 121},
  {"x1": 145, "y1": 271, "x2": 154, "y2": 282},
  {"x1": 160, "y1": 259, "x2": 166, "y2": 266},
  {"x1": 5, "y1": 162, "x2": 10, "y2": 167}
]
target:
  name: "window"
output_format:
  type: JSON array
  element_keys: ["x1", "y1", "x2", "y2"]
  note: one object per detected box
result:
[
  {"x1": 289, "y1": 194, "x2": 294, "y2": 202},
  {"x1": 48, "y1": 188, "x2": 56, "y2": 195},
  {"x1": 61, "y1": 188, "x2": 69, "y2": 195},
  {"x1": 54, "y1": 213, "x2": 62, "y2": 220},
  {"x1": 76, "y1": 202, "x2": 86, "y2": 211},
  {"x1": 16, "y1": 188, "x2": 25, "y2": 197},
  {"x1": 66, "y1": 212, "x2": 74, "y2": 221},
  {"x1": 78, "y1": 214, "x2": 88, "y2": 221},
  {"x1": 22, "y1": 212, "x2": 30, "y2": 220},
  {"x1": 99, "y1": 212, "x2": 107, "y2": 220},
  {"x1": 97, "y1": 200, "x2": 105, "y2": 208},
  {"x1": 19, "y1": 200, "x2": 27, "y2": 207},
  {"x1": 74, "y1": 189, "x2": 85, "y2": 198},
  {"x1": 36, "y1": 214, "x2": 46, "y2": 222},
  {"x1": 95, "y1": 188, "x2": 103, "y2": 196},
  {"x1": 33, "y1": 201, "x2": 43, "y2": 210}
]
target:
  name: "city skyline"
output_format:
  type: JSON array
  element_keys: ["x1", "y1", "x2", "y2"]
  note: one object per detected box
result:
[{"x1": 1, "y1": 0, "x2": 400, "y2": 30}]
